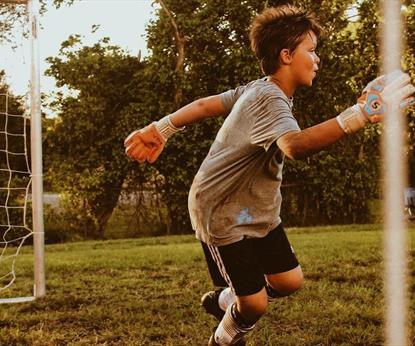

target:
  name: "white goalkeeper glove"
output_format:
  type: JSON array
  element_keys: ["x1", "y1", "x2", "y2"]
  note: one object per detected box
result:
[{"x1": 336, "y1": 70, "x2": 415, "y2": 134}]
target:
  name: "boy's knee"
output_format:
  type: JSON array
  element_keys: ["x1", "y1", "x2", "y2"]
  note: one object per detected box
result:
[
  {"x1": 249, "y1": 296, "x2": 268, "y2": 316},
  {"x1": 267, "y1": 270, "x2": 304, "y2": 298},
  {"x1": 282, "y1": 273, "x2": 304, "y2": 294},
  {"x1": 238, "y1": 300, "x2": 267, "y2": 322},
  {"x1": 236, "y1": 289, "x2": 268, "y2": 322},
  {"x1": 267, "y1": 279, "x2": 303, "y2": 298}
]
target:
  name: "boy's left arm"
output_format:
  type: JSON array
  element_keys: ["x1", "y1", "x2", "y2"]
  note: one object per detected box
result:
[
  {"x1": 278, "y1": 70, "x2": 415, "y2": 160},
  {"x1": 125, "y1": 95, "x2": 227, "y2": 163}
]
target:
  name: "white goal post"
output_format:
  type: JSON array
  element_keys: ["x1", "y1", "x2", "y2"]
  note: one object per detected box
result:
[
  {"x1": 381, "y1": 1, "x2": 409, "y2": 345},
  {"x1": 0, "y1": 0, "x2": 45, "y2": 303}
]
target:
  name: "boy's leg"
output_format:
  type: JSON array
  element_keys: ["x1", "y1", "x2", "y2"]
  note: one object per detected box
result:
[
  {"x1": 200, "y1": 242, "x2": 234, "y2": 321},
  {"x1": 235, "y1": 287, "x2": 268, "y2": 322},
  {"x1": 201, "y1": 286, "x2": 236, "y2": 320},
  {"x1": 254, "y1": 223, "x2": 304, "y2": 301},
  {"x1": 202, "y1": 222, "x2": 302, "y2": 315},
  {"x1": 210, "y1": 289, "x2": 267, "y2": 346},
  {"x1": 203, "y1": 240, "x2": 268, "y2": 345},
  {"x1": 201, "y1": 242, "x2": 228, "y2": 287}
]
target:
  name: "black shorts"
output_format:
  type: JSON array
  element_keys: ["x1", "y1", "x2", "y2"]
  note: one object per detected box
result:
[{"x1": 201, "y1": 223, "x2": 299, "y2": 296}]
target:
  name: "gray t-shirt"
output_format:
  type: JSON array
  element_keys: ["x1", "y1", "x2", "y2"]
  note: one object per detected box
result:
[{"x1": 188, "y1": 78, "x2": 300, "y2": 246}]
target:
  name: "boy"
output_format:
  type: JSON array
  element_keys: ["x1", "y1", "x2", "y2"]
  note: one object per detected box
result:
[{"x1": 125, "y1": 5, "x2": 415, "y2": 346}]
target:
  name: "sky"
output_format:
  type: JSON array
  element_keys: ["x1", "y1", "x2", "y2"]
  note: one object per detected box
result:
[{"x1": 0, "y1": 0, "x2": 157, "y2": 95}]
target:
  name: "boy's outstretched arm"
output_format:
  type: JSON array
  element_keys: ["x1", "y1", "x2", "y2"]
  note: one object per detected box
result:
[
  {"x1": 277, "y1": 119, "x2": 344, "y2": 160},
  {"x1": 125, "y1": 95, "x2": 227, "y2": 163},
  {"x1": 278, "y1": 70, "x2": 415, "y2": 160}
]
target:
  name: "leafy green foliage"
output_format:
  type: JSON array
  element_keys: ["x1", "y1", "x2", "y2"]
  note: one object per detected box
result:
[
  {"x1": 44, "y1": 37, "x2": 148, "y2": 238},
  {"x1": 0, "y1": 2, "x2": 27, "y2": 44},
  {"x1": 0, "y1": 0, "x2": 62, "y2": 44}
]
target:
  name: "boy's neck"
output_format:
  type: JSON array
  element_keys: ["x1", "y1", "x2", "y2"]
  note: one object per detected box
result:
[{"x1": 268, "y1": 72, "x2": 296, "y2": 98}]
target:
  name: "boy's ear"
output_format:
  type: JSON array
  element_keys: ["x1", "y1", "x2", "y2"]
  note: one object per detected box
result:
[{"x1": 279, "y1": 48, "x2": 293, "y2": 65}]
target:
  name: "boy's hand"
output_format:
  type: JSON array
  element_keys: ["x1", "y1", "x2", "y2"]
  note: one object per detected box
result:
[
  {"x1": 336, "y1": 70, "x2": 415, "y2": 134},
  {"x1": 124, "y1": 123, "x2": 166, "y2": 163},
  {"x1": 124, "y1": 115, "x2": 184, "y2": 163},
  {"x1": 357, "y1": 70, "x2": 415, "y2": 123}
]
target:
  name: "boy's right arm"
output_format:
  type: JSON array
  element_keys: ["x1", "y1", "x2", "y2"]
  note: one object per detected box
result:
[
  {"x1": 277, "y1": 70, "x2": 415, "y2": 160},
  {"x1": 124, "y1": 95, "x2": 227, "y2": 163}
]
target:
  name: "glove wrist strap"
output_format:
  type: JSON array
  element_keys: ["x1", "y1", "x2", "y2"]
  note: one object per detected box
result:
[
  {"x1": 336, "y1": 104, "x2": 368, "y2": 134},
  {"x1": 155, "y1": 115, "x2": 185, "y2": 140}
]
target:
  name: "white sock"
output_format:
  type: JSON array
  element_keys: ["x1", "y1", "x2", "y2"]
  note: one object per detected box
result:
[
  {"x1": 218, "y1": 287, "x2": 236, "y2": 311},
  {"x1": 214, "y1": 304, "x2": 255, "y2": 345}
]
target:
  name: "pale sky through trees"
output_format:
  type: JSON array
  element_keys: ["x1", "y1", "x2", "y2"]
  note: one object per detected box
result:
[{"x1": 0, "y1": 0, "x2": 156, "y2": 95}]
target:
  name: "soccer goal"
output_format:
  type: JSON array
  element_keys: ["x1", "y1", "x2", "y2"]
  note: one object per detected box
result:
[{"x1": 0, "y1": 0, "x2": 45, "y2": 303}]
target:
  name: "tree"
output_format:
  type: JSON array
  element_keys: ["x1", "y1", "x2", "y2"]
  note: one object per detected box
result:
[
  {"x1": 44, "y1": 36, "x2": 147, "y2": 239},
  {"x1": 0, "y1": 0, "x2": 69, "y2": 44},
  {"x1": 0, "y1": 1, "x2": 27, "y2": 44}
]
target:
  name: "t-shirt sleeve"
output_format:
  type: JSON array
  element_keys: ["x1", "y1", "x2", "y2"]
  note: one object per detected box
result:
[
  {"x1": 220, "y1": 85, "x2": 247, "y2": 113},
  {"x1": 251, "y1": 95, "x2": 300, "y2": 151}
]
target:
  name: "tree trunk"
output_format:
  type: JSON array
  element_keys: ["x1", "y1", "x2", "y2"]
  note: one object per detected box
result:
[
  {"x1": 91, "y1": 184, "x2": 123, "y2": 239},
  {"x1": 156, "y1": 0, "x2": 187, "y2": 108}
]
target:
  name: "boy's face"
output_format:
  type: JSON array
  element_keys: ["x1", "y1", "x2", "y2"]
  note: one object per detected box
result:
[{"x1": 290, "y1": 31, "x2": 320, "y2": 87}]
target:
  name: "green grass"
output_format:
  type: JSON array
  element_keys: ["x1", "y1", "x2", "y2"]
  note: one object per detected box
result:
[{"x1": 0, "y1": 225, "x2": 414, "y2": 345}]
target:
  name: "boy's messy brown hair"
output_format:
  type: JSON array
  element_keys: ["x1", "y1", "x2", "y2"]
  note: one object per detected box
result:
[{"x1": 250, "y1": 5, "x2": 323, "y2": 75}]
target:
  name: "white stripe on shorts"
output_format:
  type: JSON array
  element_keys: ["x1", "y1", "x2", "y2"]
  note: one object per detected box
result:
[{"x1": 207, "y1": 245, "x2": 235, "y2": 292}]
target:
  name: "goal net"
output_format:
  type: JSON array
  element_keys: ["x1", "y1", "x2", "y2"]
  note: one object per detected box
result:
[
  {"x1": 0, "y1": 0, "x2": 44, "y2": 303},
  {"x1": 0, "y1": 93, "x2": 34, "y2": 302}
]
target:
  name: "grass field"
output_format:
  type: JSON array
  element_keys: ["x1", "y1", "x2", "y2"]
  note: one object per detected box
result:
[{"x1": 0, "y1": 224, "x2": 414, "y2": 346}]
